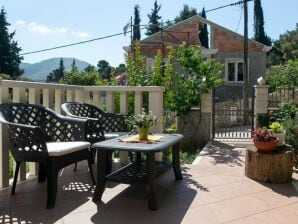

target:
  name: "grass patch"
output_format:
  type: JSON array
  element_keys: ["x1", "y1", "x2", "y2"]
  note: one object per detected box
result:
[{"x1": 163, "y1": 147, "x2": 199, "y2": 164}]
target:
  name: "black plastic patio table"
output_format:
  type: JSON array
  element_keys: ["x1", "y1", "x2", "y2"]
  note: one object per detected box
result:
[{"x1": 91, "y1": 133, "x2": 183, "y2": 210}]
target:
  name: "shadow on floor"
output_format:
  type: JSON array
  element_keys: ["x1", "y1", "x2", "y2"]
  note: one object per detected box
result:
[{"x1": 204, "y1": 141, "x2": 245, "y2": 167}]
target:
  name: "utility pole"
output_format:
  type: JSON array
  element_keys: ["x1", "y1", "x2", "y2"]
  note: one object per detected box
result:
[{"x1": 243, "y1": 0, "x2": 249, "y2": 125}]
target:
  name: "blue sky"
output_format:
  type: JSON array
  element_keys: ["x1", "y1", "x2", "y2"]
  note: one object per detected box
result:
[{"x1": 2, "y1": 0, "x2": 298, "y2": 67}]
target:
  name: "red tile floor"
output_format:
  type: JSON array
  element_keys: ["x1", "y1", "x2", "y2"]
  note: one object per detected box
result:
[{"x1": 0, "y1": 141, "x2": 297, "y2": 224}]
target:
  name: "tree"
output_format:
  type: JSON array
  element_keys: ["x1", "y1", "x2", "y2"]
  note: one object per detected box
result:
[
  {"x1": 146, "y1": 0, "x2": 162, "y2": 36},
  {"x1": 71, "y1": 59, "x2": 78, "y2": 72},
  {"x1": 148, "y1": 50, "x2": 163, "y2": 86},
  {"x1": 84, "y1": 65, "x2": 96, "y2": 72},
  {"x1": 267, "y1": 24, "x2": 298, "y2": 66},
  {"x1": 60, "y1": 69, "x2": 101, "y2": 86},
  {"x1": 47, "y1": 58, "x2": 65, "y2": 82},
  {"x1": 174, "y1": 4, "x2": 197, "y2": 24},
  {"x1": 199, "y1": 7, "x2": 209, "y2": 49},
  {"x1": 253, "y1": 0, "x2": 271, "y2": 45},
  {"x1": 164, "y1": 44, "x2": 223, "y2": 115},
  {"x1": 97, "y1": 60, "x2": 112, "y2": 80},
  {"x1": 0, "y1": 7, "x2": 23, "y2": 78},
  {"x1": 133, "y1": 5, "x2": 141, "y2": 41},
  {"x1": 115, "y1": 63, "x2": 126, "y2": 75},
  {"x1": 125, "y1": 41, "x2": 146, "y2": 86}
]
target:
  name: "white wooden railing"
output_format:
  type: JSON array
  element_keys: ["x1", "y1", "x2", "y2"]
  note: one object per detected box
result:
[{"x1": 0, "y1": 79, "x2": 164, "y2": 189}]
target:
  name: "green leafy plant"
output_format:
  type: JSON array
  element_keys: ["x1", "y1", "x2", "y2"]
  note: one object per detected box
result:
[
  {"x1": 283, "y1": 118, "x2": 298, "y2": 151},
  {"x1": 164, "y1": 43, "x2": 223, "y2": 115},
  {"x1": 270, "y1": 102, "x2": 298, "y2": 123},
  {"x1": 269, "y1": 121, "x2": 284, "y2": 133},
  {"x1": 126, "y1": 108, "x2": 158, "y2": 128}
]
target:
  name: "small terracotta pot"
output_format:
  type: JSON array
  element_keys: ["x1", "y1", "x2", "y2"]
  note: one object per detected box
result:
[{"x1": 254, "y1": 140, "x2": 277, "y2": 152}]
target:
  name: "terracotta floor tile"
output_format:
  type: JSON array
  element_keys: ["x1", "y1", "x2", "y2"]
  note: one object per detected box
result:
[
  {"x1": 0, "y1": 143, "x2": 297, "y2": 224},
  {"x1": 253, "y1": 207, "x2": 298, "y2": 224},
  {"x1": 197, "y1": 200, "x2": 250, "y2": 223}
]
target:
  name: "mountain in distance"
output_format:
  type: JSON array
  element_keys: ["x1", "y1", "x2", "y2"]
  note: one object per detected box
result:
[{"x1": 21, "y1": 58, "x2": 92, "y2": 81}]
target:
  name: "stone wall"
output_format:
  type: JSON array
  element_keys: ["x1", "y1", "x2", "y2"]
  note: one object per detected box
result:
[{"x1": 177, "y1": 110, "x2": 211, "y2": 150}]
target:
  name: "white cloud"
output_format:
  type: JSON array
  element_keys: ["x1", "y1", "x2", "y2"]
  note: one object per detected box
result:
[{"x1": 14, "y1": 20, "x2": 90, "y2": 38}]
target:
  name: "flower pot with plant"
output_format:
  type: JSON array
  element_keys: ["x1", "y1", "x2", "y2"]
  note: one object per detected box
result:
[
  {"x1": 127, "y1": 108, "x2": 158, "y2": 141},
  {"x1": 252, "y1": 127, "x2": 278, "y2": 152},
  {"x1": 269, "y1": 121, "x2": 285, "y2": 147}
]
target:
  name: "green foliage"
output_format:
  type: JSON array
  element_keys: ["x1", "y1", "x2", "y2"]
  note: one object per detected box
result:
[
  {"x1": 60, "y1": 69, "x2": 102, "y2": 86},
  {"x1": 283, "y1": 117, "x2": 298, "y2": 151},
  {"x1": 174, "y1": 4, "x2": 198, "y2": 23},
  {"x1": 269, "y1": 121, "x2": 284, "y2": 133},
  {"x1": 115, "y1": 63, "x2": 126, "y2": 75},
  {"x1": 266, "y1": 59, "x2": 298, "y2": 91},
  {"x1": 162, "y1": 147, "x2": 198, "y2": 164},
  {"x1": 0, "y1": 73, "x2": 10, "y2": 80},
  {"x1": 47, "y1": 58, "x2": 65, "y2": 82},
  {"x1": 0, "y1": 7, "x2": 23, "y2": 78},
  {"x1": 133, "y1": 5, "x2": 141, "y2": 41},
  {"x1": 125, "y1": 41, "x2": 146, "y2": 86},
  {"x1": 84, "y1": 65, "x2": 97, "y2": 72},
  {"x1": 126, "y1": 108, "x2": 158, "y2": 128},
  {"x1": 146, "y1": 0, "x2": 162, "y2": 36},
  {"x1": 163, "y1": 4, "x2": 198, "y2": 29},
  {"x1": 97, "y1": 60, "x2": 112, "y2": 80},
  {"x1": 270, "y1": 102, "x2": 298, "y2": 123},
  {"x1": 199, "y1": 7, "x2": 209, "y2": 49},
  {"x1": 267, "y1": 24, "x2": 298, "y2": 66},
  {"x1": 164, "y1": 43, "x2": 223, "y2": 115},
  {"x1": 148, "y1": 50, "x2": 163, "y2": 86},
  {"x1": 257, "y1": 113, "x2": 269, "y2": 128},
  {"x1": 253, "y1": 0, "x2": 271, "y2": 46}
]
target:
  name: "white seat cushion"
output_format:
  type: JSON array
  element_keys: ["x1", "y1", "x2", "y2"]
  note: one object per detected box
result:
[{"x1": 47, "y1": 141, "x2": 90, "y2": 156}]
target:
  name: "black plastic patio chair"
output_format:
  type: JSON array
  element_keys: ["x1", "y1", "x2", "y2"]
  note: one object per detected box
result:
[
  {"x1": 61, "y1": 102, "x2": 131, "y2": 172},
  {"x1": 0, "y1": 103, "x2": 104, "y2": 209}
]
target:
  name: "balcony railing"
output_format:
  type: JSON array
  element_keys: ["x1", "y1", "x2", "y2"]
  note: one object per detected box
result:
[{"x1": 0, "y1": 79, "x2": 164, "y2": 189}]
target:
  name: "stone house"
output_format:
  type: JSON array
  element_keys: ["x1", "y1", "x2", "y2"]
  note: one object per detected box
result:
[{"x1": 126, "y1": 15, "x2": 271, "y2": 86}]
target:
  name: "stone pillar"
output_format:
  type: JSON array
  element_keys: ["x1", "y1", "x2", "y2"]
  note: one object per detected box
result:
[
  {"x1": 0, "y1": 85, "x2": 9, "y2": 188},
  {"x1": 119, "y1": 92, "x2": 128, "y2": 163},
  {"x1": 149, "y1": 88, "x2": 164, "y2": 161},
  {"x1": 254, "y1": 85, "x2": 269, "y2": 129},
  {"x1": 201, "y1": 91, "x2": 213, "y2": 140}
]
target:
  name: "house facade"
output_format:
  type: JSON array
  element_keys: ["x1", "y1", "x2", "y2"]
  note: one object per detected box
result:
[{"x1": 127, "y1": 15, "x2": 270, "y2": 86}]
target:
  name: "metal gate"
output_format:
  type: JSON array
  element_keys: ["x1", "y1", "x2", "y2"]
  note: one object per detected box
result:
[{"x1": 212, "y1": 83, "x2": 254, "y2": 140}]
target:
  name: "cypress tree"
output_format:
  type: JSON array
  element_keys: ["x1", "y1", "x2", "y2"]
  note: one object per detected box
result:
[
  {"x1": 199, "y1": 7, "x2": 209, "y2": 49},
  {"x1": 47, "y1": 58, "x2": 65, "y2": 82},
  {"x1": 0, "y1": 7, "x2": 23, "y2": 78},
  {"x1": 146, "y1": 0, "x2": 162, "y2": 36},
  {"x1": 253, "y1": 0, "x2": 271, "y2": 45},
  {"x1": 133, "y1": 5, "x2": 141, "y2": 41}
]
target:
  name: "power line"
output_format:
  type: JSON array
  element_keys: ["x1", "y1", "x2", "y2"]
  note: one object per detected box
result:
[
  {"x1": 235, "y1": 8, "x2": 243, "y2": 32},
  {"x1": 20, "y1": 31, "x2": 129, "y2": 56},
  {"x1": 206, "y1": 0, "x2": 252, "y2": 13},
  {"x1": 20, "y1": 0, "x2": 252, "y2": 56}
]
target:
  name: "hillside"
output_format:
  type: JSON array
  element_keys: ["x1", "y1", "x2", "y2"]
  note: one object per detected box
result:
[{"x1": 21, "y1": 58, "x2": 92, "y2": 81}]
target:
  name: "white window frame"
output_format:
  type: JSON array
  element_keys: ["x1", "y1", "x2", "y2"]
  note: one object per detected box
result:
[{"x1": 224, "y1": 58, "x2": 249, "y2": 83}]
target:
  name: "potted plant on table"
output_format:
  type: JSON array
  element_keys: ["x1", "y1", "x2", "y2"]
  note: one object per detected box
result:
[
  {"x1": 269, "y1": 121, "x2": 285, "y2": 147},
  {"x1": 252, "y1": 127, "x2": 278, "y2": 152},
  {"x1": 127, "y1": 108, "x2": 158, "y2": 140}
]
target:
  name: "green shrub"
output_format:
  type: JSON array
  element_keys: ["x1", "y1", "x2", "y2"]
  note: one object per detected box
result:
[
  {"x1": 283, "y1": 118, "x2": 298, "y2": 151},
  {"x1": 270, "y1": 102, "x2": 298, "y2": 123}
]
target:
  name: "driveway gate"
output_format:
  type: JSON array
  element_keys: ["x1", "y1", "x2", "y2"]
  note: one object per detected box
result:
[{"x1": 212, "y1": 83, "x2": 254, "y2": 139}]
